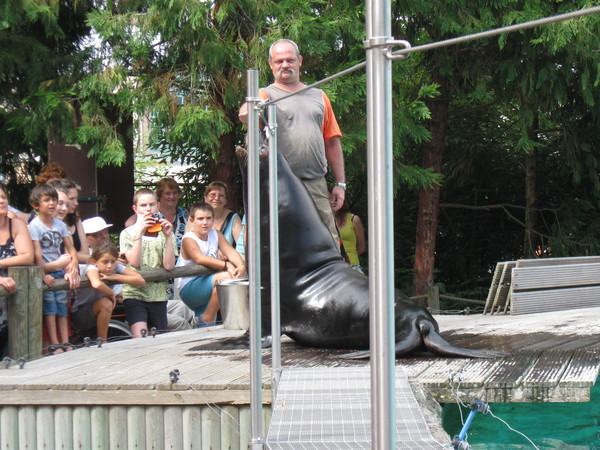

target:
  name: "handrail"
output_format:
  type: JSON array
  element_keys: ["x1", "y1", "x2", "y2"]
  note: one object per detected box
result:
[
  {"x1": 2, "y1": 264, "x2": 213, "y2": 360},
  {"x1": 0, "y1": 264, "x2": 212, "y2": 295}
]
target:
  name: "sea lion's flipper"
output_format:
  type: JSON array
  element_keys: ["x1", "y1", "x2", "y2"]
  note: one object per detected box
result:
[
  {"x1": 419, "y1": 321, "x2": 507, "y2": 358},
  {"x1": 393, "y1": 326, "x2": 425, "y2": 357}
]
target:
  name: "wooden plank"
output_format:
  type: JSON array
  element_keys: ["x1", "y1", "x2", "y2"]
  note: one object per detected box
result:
[
  {"x1": 18, "y1": 406, "x2": 36, "y2": 449},
  {"x1": 410, "y1": 359, "x2": 471, "y2": 389},
  {"x1": 0, "y1": 406, "x2": 18, "y2": 449},
  {"x1": 36, "y1": 406, "x2": 54, "y2": 449},
  {"x1": 519, "y1": 334, "x2": 582, "y2": 352},
  {"x1": 425, "y1": 358, "x2": 504, "y2": 403},
  {"x1": 73, "y1": 405, "x2": 92, "y2": 449},
  {"x1": 560, "y1": 349, "x2": 600, "y2": 386},
  {"x1": 0, "y1": 388, "x2": 268, "y2": 406},
  {"x1": 521, "y1": 350, "x2": 571, "y2": 385},
  {"x1": 551, "y1": 334, "x2": 600, "y2": 351},
  {"x1": 239, "y1": 406, "x2": 252, "y2": 449},
  {"x1": 201, "y1": 406, "x2": 221, "y2": 450},
  {"x1": 55, "y1": 406, "x2": 74, "y2": 449},
  {"x1": 183, "y1": 406, "x2": 202, "y2": 449},
  {"x1": 163, "y1": 406, "x2": 184, "y2": 449},
  {"x1": 108, "y1": 406, "x2": 128, "y2": 450},
  {"x1": 127, "y1": 406, "x2": 146, "y2": 449},
  {"x1": 487, "y1": 332, "x2": 553, "y2": 353},
  {"x1": 146, "y1": 406, "x2": 165, "y2": 450},
  {"x1": 484, "y1": 351, "x2": 539, "y2": 388},
  {"x1": 91, "y1": 406, "x2": 109, "y2": 450},
  {"x1": 490, "y1": 262, "x2": 515, "y2": 314},
  {"x1": 7, "y1": 266, "x2": 43, "y2": 360},
  {"x1": 396, "y1": 358, "x2": 437, "y2": 378},
  {"x1": 221, "y1": 405, "x2": 241, "y2": 450},
  {"x1": 484, "y1": 262, "x2": 505, "y2": 314}
]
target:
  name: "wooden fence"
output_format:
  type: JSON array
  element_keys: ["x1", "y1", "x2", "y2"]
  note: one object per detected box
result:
[{"x1": 1, "y1": 265, "x2": 211, "y2": 361}]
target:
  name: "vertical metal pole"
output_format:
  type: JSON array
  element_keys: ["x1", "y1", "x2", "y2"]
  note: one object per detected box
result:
[
  {"x1": 267, "y1": 104, "x2": 282, "y2": 395},
  {"x1": 366, "y1": 0, "x2": 396, "y2": 448},
  {"x1": 246, "y1": 68, "x2": 264, "y2": 450}
]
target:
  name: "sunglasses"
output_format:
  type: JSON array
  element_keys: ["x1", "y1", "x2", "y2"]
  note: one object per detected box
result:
[{"x1": 87, "y1": 229, "x2": 109, "y2": 238}]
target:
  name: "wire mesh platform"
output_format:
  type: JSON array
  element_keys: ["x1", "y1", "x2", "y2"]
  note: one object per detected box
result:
[{"x1": 265, "y1": 366, "x2": 444, "y2": 449}]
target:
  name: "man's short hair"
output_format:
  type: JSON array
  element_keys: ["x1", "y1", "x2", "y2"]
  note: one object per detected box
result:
[
  {"x1": 269, "y1": 39, "x2": 301, "y2": 61},
  {"x1": 189, "y1": 201, "x2": 214, "y2": 220},
  {"x1": 132, "y1": 188, "x2": 157, "y2": 205},
  {"x1": 29, "y1": 183, "x2": 58, "y2": 207}
]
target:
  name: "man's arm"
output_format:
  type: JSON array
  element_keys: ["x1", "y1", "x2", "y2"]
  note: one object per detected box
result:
[{"x1": 325, "y1": 136, "x2": 346, "y2": 212}]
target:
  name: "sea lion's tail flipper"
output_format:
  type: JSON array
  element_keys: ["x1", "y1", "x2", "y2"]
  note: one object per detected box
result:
[{"x1": 419, "y1": 321, "x2": 508, "y2": 359}]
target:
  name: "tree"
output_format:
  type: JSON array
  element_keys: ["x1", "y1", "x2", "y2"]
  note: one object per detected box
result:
[
  {"x1": 394, "y1": 0, "x2": 600, "y2": 298},
  {"x1": 0, "y1": 0, "x2": 92, "y2": 208}
]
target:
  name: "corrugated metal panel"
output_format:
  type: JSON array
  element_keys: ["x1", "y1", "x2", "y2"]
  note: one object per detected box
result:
[
  {"x1": 0, "y1": 404, "x2": 271, "y2": 449},
  {"x1": 515, "y1": 256, "x2": 600, "y2": 268},
  {"x1": 512, "y1": 264, "x2": 600, "y2": 290},
  {"x1": 512, "y1": 286, "x2": 600, "y2": 315}
]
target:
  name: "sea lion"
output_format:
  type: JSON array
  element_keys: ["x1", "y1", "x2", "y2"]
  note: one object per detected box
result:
[{"x1": 237, "y1": 145, "x2": 505, "y2": 359}]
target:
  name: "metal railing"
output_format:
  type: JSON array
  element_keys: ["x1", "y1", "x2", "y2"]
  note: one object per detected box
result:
[{"x1": 1, "y1": 265, "x2": 211, "y2": 361}]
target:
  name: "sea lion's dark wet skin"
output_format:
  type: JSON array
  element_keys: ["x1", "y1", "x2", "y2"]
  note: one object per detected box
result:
[{"x1": 237, "y1": 145, "x2": 505, "y2": 359}]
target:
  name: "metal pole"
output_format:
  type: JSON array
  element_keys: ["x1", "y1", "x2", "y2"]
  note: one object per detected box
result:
[
  {"x1": 267, "y1": 104, "x2": 282, "y2": 395},
  {"x1": 246, "y1": 68, "x2": 264, "y2": 450},
  {"x1": 366, "y1": 0, "x2": 396, "y2": 448}
]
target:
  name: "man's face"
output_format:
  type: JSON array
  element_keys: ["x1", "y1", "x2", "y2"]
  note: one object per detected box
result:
[
  {"x1": 190, "y1": 209, "x2": 214, "y2": 236},
  {"x1": 86, "y1": 228, "x2": 110, "y2": 248},
  {"x1": 269, "y1": 42, "x2": 302, "y2": 85}
]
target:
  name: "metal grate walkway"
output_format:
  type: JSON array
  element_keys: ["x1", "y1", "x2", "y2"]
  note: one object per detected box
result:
[{"x1": 265, "y1": 366, "x2": 444, "y2": 449}]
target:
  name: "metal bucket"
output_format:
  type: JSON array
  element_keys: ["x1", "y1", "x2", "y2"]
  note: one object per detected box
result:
[{"x1": 216, "y1": 277, "x2": 249, "y2": 330}]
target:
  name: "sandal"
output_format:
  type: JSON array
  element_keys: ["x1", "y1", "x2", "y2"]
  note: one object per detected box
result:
[
  {"x1": 47, "y1": 344, "x2": 63, "y2": 356},
  {"x1": 195, "y1": 318, "x2": 217, "y2": 328},
  {"x1": 62, "y1": 343, "x2": 74, "y2": 352}
]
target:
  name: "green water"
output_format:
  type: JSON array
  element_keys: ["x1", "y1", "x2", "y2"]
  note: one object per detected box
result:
[{"x1": 442, "y1": 381, "x2": 600, "y2": 449}]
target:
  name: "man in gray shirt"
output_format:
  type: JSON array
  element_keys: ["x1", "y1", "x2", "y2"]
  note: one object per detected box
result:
[{"x1": 239, "y1": 39, "x2": 347, "y2": 248}]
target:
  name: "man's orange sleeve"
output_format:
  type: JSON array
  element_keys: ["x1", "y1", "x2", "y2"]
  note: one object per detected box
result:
[{"x1": 322, "y1": 93, "x2": 342, "y2": 141}]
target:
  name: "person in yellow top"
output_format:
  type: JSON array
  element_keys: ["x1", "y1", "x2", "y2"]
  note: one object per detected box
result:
[{"x1": 334, "y1": 198, "x2": 366, "y2": 274}]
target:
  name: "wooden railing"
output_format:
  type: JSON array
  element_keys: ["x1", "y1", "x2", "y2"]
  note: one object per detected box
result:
[{"x1": 1, "y1": 265, "x2": 211, "y2": 361}]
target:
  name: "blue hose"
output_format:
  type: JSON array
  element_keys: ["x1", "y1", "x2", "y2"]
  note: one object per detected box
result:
[
  {"x1": 452, "y1": 399, "x2": 490, "y2": 449},
  {"x1": 458, "y1": 409, "x2": 478, "y2": 440}
]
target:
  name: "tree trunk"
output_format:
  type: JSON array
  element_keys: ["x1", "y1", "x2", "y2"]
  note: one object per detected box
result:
[
  {"x1": 209, "y1": 108, "x2": 240, "y2": 211},
  {"x1": 412, "y1": 74, "x2": 450, "y2": 302},
  {"x1": 523, "y1": 119, "x2": 539, "y2": 258}
]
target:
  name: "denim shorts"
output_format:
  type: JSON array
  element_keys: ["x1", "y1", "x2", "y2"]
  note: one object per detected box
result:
[
  {"x1": 42, "y1": 270, "x2": 68, "y2": 317},
  {"x1": 180, "y1": 274, "x2": 215, "y2": 317}
]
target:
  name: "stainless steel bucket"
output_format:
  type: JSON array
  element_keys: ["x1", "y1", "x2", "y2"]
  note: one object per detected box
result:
[{"x1": 216, "y1": 277, "x2": 249, "y2": 330}]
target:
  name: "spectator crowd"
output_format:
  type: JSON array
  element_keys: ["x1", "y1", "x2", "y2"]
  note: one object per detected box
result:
[{"x1": 0, "y1": 162, "x2": 251, "y2": 358}]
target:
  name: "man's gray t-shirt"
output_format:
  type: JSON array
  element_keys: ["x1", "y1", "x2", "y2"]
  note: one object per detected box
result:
[{"x1": 262, "y1": 85, "x2": 328, "y2": 180}]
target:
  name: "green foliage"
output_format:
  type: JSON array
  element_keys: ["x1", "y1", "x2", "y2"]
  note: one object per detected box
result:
[{"x1": 2, "y1": 0, "x2": 600, "y2": 300}]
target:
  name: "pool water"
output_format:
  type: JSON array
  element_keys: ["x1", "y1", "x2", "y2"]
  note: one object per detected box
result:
[{"x1": 442, "y1": 381, "x2": 600, "y2": 449}]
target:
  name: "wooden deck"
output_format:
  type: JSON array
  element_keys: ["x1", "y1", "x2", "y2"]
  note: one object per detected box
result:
[{"x1": 1, "y1": 307, "x2": 599, "y2": 406}]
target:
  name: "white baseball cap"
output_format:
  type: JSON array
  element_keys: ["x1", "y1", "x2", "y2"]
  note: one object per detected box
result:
[{"x1": 82, "y1": 217, "x2": 113, "y2": 235}]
